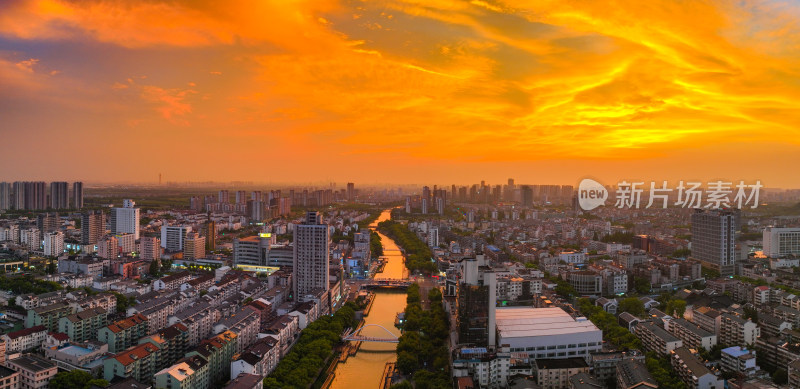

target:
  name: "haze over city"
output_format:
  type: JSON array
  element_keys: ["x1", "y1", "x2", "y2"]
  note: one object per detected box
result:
[{"x1": 2, "y1": 0, "x2": 800, "y2": 186}]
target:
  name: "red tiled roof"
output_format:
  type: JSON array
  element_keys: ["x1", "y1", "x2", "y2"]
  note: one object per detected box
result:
[{"x1": 6, "y1": 326, "x2": 46, "y2": 340}]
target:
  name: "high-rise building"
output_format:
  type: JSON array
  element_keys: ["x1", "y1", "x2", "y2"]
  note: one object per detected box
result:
[
  {"x1": 140, "y1": 237, "x2": 161, "y2": 261},
  {"x1": 522, "y1": 185, "x2": 533, "y2": 207},
  {"x1": 72, "y1": 182, "x2": 84, "y2": 209},
  {"x1": 0, "y1": 182, "x2": 10, "y2": 211},
  {"x1": 205, "y1": 214, "x2": 216, "y2": 251},
  {"x1": 81, "y1": 211, "x2": 105, "y2": 246},
  {"x1": 12, "y1": 181, "x2": 25, "y2": 210},
  {"x1": 218, "y1": 190, "x2": 230, "y2": 204},
  {"x1": 183, "y1": 233, "x2": 206, "y2": 260},
  {"x1": 247, "y1": 200, "x2": 264, "y2": 222},
  {"x1": 161, "y1": 225, "x2": 192, "y2": 252},
  {"x1": 763, "y1": 227, "x2": 800, "y2": 258},
  {"x1": 346, "y1": 183, "x2": 355, "y2": 202},
  {"x1": 691, "y1": 209, "x2": 738, "y2": 276},
  {"x1": 37, "y1": 213, "x2": 59, "y2": 234},
  {"x1": 235, "y1": 191, "x2": 247, "y2": 205},
  {"x1": 49, "y1": 182, "x2": 69, "y2": 209},
  {"x1": 43, "y1": 232, "x2": 64, "y2": 257},
  {"x1": 110, "y1": 199, "x2": 140, "y2": 240},
  {"x1": 20, "y1": 228, "x2": 41, "y2": 251},
  {"x1": 293, "y1": 211, "x2": 330, "y2": 301},
  {"x1": 19, "y1": 181, "x2": 47, "y2": 210}
]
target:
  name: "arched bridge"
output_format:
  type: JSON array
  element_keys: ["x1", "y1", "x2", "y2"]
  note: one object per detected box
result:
[{"x1": 342, "y1": 324, "x2": 399, "y2": 343}]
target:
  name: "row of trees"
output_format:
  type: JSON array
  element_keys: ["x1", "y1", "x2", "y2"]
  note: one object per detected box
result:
[
  {"x1": 370, "y1": 231, "x2": 384, "y2": 258},
  {"x1": 0, "y1": 274, "x2": 62, "y2": 295},
  {"x1": 263, "y1": 302, "x2": 358, "y2": 389},
  {"x1": 393, "y1": 284, "x2": 450, "y2": 389},
  {"x1": 49, "y1": 370, "x2": 107, "y2": 389},
  {"x1": 378, "y1": 220, "x2": 437, "y2": 273},
  {"x1": 577, "y1": 298, "x2": 641, "y2": 350}
]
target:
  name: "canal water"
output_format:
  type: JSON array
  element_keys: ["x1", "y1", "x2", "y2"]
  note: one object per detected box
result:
[{"x1": 329, "y1": 209, "x2": 408, "y2": 388}]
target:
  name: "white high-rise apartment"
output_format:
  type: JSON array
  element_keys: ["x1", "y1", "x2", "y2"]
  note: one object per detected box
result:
[
  {"x1": 161, "y1": 225, "x2": 192, "y2": 252},
  {"x1": 110, "y1": 199, "x2": 140, "y2": 239},
  {"x1": 20, "y1": 228, "x2": 40, "y2": 251},
  {"x1": 764, "y1": 227, "x2": 800, "y2": 258},
  {"x1": 293, "y1": 211, "x2": 330, "y2": 301},
  {"x1": 43, "y1": 231, "x2": 64, "y2": 257}
]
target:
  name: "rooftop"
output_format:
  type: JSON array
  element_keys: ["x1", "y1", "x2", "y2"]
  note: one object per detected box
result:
[
  {"x1": 495, "y1": 307, "x2": 600, "y2": 338},
  {"x1": 7, "y1": 354, "x2": 57, "y2": 372},
  {"x1": 224, "y1": 373, "x2": 262, "y2": 389},
  {"x1": 534, "y1": 357, "x2": 588, "y2": 370}
]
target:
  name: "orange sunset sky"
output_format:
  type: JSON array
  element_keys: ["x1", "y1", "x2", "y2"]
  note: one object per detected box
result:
[{"x1": 0, "y1": 0, "x2": 799, "y2": 187}]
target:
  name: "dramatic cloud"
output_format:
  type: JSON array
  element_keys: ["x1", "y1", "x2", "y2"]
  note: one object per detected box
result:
[{"x1": 0, "y1": 0, "x2": 799, "y2": 185}]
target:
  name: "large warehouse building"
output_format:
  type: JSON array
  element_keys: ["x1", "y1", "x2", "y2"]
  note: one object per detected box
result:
[{"x1": 495, "y1": 307, "x2": 603, "y2": 361}]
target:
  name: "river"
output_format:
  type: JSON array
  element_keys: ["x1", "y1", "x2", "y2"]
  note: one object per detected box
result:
[{"x1": 329, "y1": 209, "x2": 408, "y2": 389}]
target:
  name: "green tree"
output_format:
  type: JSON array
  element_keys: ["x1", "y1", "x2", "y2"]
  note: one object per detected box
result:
[
  {"x1": 49, "y1": 370, "x2": 104, "y2": 389},
  {"x1": 618, "y1": 297, "x2": 645, "y2": 317},
  {"x1": 666, "y1": 299, "x2": 687, "y2": 318},
  {"x1": 149, "y1": 260, "x2": 160, "y2": 277}
]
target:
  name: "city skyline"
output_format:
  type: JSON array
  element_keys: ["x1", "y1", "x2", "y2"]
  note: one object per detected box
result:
[{"x1": 1, "y1": 1, "x2": 799, "y2": 186}]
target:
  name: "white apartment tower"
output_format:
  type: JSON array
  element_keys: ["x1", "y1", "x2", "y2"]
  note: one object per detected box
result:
[
  {"x1": 161, "y1": 225, "x2": 192, "y2": 252},
  {"x1": 110, "y1": 199, "x2": 140, "y2": 239},
  {"x1": 763, "y1": 227, "x2": 800, "y2": 258},
  {"x1": 43, "y1": 231, "x2": 64, "y2": 257},
  {"x1": 293, "y1": 211, "x2": 330, "y2": 301}
]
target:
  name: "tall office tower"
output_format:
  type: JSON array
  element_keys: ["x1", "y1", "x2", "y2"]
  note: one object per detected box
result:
[
  {"x1": 346, "y1": 183, "x2": 355, "y2": 202},
  {"x1": 451, "y1": 184, "x2": 457, "y2": 204},
  {"x1": 218, "y1": 190, "x2": 230, "y2": 204},
  {"x1": 763, "y1": 227, "x2": 800, "y2": 258},
  {"x1": 456, "y1": 258, "x2": 496, "y2": 347},
  {"x1": 405, "y1": 196, "x2": 411, "y2": 213},
  {"x1": 293, "y1": 211, "x2": 330, "y2": 301},
  {"x1": 0, "y1": 182, "x2": 10, "y2": 211},
  {"x1": 205, "y1": 212, "x2": 216, "y2": 251},
  {"x1": 422, "y1": 186, "x2": 431, "y2": 206},
  {"x1": 161, "y1": 225, "x2": 192, "y2": 252},
  {"x1": 43, "y1": 231, "x2": 64, "y2": 257},
  {"x1": 81, "y1": 211, "x2": 105, "y2": 246},
  {"x1": 251, "y1": 191, "x2": 263, "y2": 202},
  {"x1": 37, "y1": 213, "x2": 59, "y2": 234},
  {"x1": 49, "y1": 182, "x2": 69, "y2": 209},
  {"x1": 691, "y1": 209, "x2": 738, "y2": 276},
  {"x1": 72, "y1": 182, "x2": 84, "y2": 209},
  {"x1": 437, "y1": 197, "x2": 444, "y2": 215},
  {"x1": 12, "y1": 182, "x2": 25, "y2": 210},
  {"x1": 235, "y1": 191, "x2": 247, "y2": 205},
  {"x1": 421, "y1": 198, "x2": 428, "y2": 214},
  {"x1": 110, "y1": 199, "x2": 140, "y2": 240},
  {"x1": 140, "y1": 236, "x2": 162, "y2": 261}
]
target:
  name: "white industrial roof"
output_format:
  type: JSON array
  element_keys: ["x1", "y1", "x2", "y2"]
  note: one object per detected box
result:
[{"x1": 495, "y1": 307, "x2": 600, "y2": 338}]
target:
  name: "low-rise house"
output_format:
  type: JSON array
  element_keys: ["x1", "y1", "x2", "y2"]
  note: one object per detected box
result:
[
  {"x1": 720, "y1": 346, "x2": 759, "y2": 377},
  {"x1": 58, "y1": 307, "x2": 108, "y2": 342},
  {"x1": 616, "y1": 357, "x2": 658, "y2": 389},
  {"x1": 98, "y1": 314, "x2": 149, "y2": 353},
  {"x1": 25, "y1": 302, "x2": 74, "y2": 332},
  {"x1": 670, "y1": 347, "x2": 723, "y2": 389},
  {"x1": 154, "y1": 354, "x2": 209, "y2": 389},
  {"x1": 6, "y1": 354, "x2": 58, "y2": 389},
  {"x1": 230, "y1": 337, "x2": 280, "y2": 380},
  {"x1": 534, "y1": 357, "x2": 589, "y2": 389},
  {"x1": 44, "y1": 340, "x2": 109, "y2": 376},
  {"x1": 2, "y1": 326, "x2": 47, "y2": 353}
]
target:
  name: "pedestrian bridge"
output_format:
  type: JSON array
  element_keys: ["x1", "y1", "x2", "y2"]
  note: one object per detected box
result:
[
  {"x1": 362, "y1": 279, "x2": 412, "y2": 289},
  {"x1": 342, "y1": 324, "x2": 399, "y2": 343}
]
